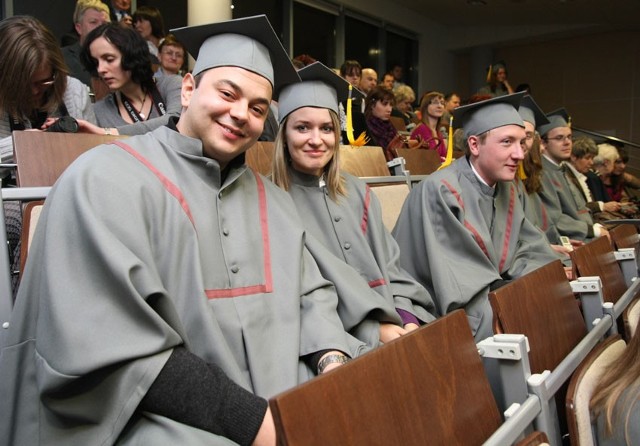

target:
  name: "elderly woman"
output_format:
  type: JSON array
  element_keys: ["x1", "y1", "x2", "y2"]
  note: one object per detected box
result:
[
  {"x1": 78, "y1": 22, "x2": 181, "y2": 136},
  {"x1": 392, "y1": 84, "x2": 416, "y2": 128},
  {"x1": 155, "y1": 34, "x2": 187, "y2": 77},
  {"x1": 272, "y1": 62, "x2": 436, "y2": 345}
]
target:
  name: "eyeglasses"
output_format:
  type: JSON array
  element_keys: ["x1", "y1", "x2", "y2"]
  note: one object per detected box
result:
[
  {"x1": 544, "y1": 134, "x2": 573, "y2": 143},
  {"x1": 32, "y1": 72, "x2": 57, "y2": 89},
  {"x1": 161, "y1": 50, "x2": 184, "y2": 59},
  {"x1": 429, "y1": 99, "x2": 445, "y2": 106}
]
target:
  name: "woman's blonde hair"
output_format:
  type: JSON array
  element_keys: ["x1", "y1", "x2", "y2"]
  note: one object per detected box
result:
[
  {"x1": 272, "y1": 109, "x2": 346, "y2": 201},
  {"x1": 590, "y1": 317, "x2": 640, "y2": 444},
  {"x1": 0, "y1": 16, "x2": 68, "y2": 118}
]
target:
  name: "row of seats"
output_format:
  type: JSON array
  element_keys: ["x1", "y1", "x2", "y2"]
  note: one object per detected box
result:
[{"x1": 2, "y1": 131, "x2": 640, "y2": 445}]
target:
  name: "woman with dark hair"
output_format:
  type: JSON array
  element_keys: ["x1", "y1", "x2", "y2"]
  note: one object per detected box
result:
[
  {"x1": 79, "y1": 22, "x2": 181, "y2": 135},
  {"x1": 364, "y1": 86, "x2": 400, "y2": 161},
  {"x1": 132, "y1": 6, "x2": 165, "y2": 57},
  {"x1": 410, "y1": 91, "x2": 447, "y2": 159}
]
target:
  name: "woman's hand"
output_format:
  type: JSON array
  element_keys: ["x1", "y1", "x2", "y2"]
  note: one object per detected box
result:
[
  {"x1": 404, "y1": 322, "x2": 419, "y2": 332},
  {"x1": 76, "y1": 119, "x2": 120, "y2": 135},
  {"x1": 379, "y1": 323, "x2": 408, "y2": 342}
]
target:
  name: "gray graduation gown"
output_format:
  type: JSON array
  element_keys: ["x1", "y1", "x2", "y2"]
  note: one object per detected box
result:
[
  {"x1": 286, "y1": 168, "x2": 436, "y2": 325},
  {"x1": 539, "y1": 156, "x2": 593, "y2": 240},
  {"x1": 0, "y1": 126, "x2": 368, "y2": 445},
  {"x1": 515, "y1": 177, "x2": 562, "y2": 244},
  {"x1": 392, "y1": 156, "x2": 557, "y2": 340}
]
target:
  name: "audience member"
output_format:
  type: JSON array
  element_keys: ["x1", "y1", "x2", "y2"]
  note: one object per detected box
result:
[
  {"x1": 104, "y1": 0, "x2": 132, "y2": 25},
  {"x1": 359, "y1": 68, "x2": 378, "y2": 95},
  {"x1": 79, "y1": 23, "x2": 182, "y2": 135},
  {"x1": 393, "y1": 93, "x2": 557, "y2": 340},
  {"x1": 590, "y1": 317, "x2": 640, "y2": 446},
  {"x1": 155, "y1": 34, "x2": 187, "y2": 77},
  {"x1": 365, "y1": 86, "x2": 400, "y2": 160},
  {"x1": 441, "y1": 92, "x2": 461, "y2": 135},
  {"x1": 272, "y1": 62, "x2": 436, "y2": 340},
  {"x1": 390, "y1": 63, "x2": 405, "y2": 90},
  {"x1": 538, "y1": 108, "x2": 607, "y2": 241},
  {"x1": 565, "y1": 137, "x2": 622, "y2": 220},
  {"x1": 0, "y1": 15, "x2": 96, "y2": 288},
  {"x1": 62, "y1": 0, "x2": 110, "y2": 87},
  {"x1": 338, "y1": 60, "x2": 367, "y2": 144},
  {"x1": 381, "y1": 72, "x2": 394, "y2": 90},
  {"x1": 391, "y1": 84, "x2": 416, "y2": 128},
  {"x1": 0, "y1": 15, "x2": 372, "y2": 445},
  {"x1": 477, "y1": 61, "x2": 514, "y2": 98},
  {"x1": 0, "y1": 15, "x2": 95, "y2": 169},
  {"x1": 410, "y1": 91, "x2": 447, "y2": 159},
  {"x1": 133, "y1": 6, "x2": 165, "y2": 58},
  {"x1": 339, "y1": 60, "x2": 362, "y2": 89},
  {"x1": 613, "y1": 146, "x2": 640, "y2": 200}
]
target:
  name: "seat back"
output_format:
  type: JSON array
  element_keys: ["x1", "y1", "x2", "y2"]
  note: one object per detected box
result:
[
  {"x1": 490, "y1": 259, "x2": 587, "y2": 373},
  {"x1": 389, "y1": 116, "x2": 407, "y2": 132},
  {"x1": 245, "y1": 141, "x2": 275, "y2": 177},
  {"x1": 339, "y1": 145, "x2": 389, "y2": 177},
  {"x1": 565, "y1": 335, "x2": 626, "y2": 446},
  {"x1": 270, "y1": 310, "x2": 502, "y2": 446},
  {"x1": 609, "y1": 224, "x2": 639, "y2": 250},
  {"x1": 18, "y1": 200, "x2": 44, "y2": 276},
  {"x1": 13, "y1": 131, "x2": 124, "y2": 187},
  {"x1": 569, "y1": 236, "x2": 627, "y2": 304},
  {"x1": 395, "y1": 147, "x2": 441, "y2": 175},
  {"x1": 369, "y1": 183, "x2": 410, "y2": 231}
]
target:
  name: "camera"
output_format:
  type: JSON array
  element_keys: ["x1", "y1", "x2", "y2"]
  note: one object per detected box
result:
[{"x1": 45, "y1": 116, "x2": 79, "y2": 133}]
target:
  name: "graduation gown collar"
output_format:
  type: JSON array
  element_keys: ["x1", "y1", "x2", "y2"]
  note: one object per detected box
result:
[
  {"x1": 288, "y1": 164, "x2": 325, "y2": 188},
  {"x1": 458, "y1": 156, "x2": 496, "y2": 197}
]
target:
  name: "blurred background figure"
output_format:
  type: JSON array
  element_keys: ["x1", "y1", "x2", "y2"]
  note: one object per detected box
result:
[
  {"x1": 155, "y1": 34, "x2": 187, "y2": 78},
  {"x1": 359, "y1": 68, "x2": 378, "y2": 96},
  {"x1": 478, "y1": 61, "x2": 514, "y2": 98},
  {"x1": 392, "y1": 84, "x2": 416, "y2": 129},
  {"x1": 381, "y1": 72, "x2": 394, "y2": 90},
  {"x1": 133, "y1": 6, "x2": 165, "y2": 58},
  {"x1": 104, "y1": 0, "x2": 132, "y2": 26},
  {"x1": 63, "y1": 0, "x2": 110, "y2": 88}
]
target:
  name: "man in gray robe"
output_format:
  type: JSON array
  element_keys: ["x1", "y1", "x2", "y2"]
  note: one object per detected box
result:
[
  {"x1": 393, "y1": 93, "x2": 557, "y2": 340},
  {"x1": 0, "y1": 16, "x2": 393, "y2": 446},
  {"x1": 537, "y1": 108, "x2": 608, "y2": 240}
]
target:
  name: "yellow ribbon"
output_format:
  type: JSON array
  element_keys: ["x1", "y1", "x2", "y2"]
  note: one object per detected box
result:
[
  {"x1": 437, "y1": 115, "x2": 454, "y2": 170},
  {"x1": 346, "y1": 84, "x2": 369, "y2": 146},
  {"x1": 517, "y1": 162, "x2": 527, "y2": 180}
]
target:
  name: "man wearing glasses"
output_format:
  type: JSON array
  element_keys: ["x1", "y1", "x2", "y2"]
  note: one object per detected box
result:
[{"x1": 538, "y1": 108, "x2": 608, "y2": 240}]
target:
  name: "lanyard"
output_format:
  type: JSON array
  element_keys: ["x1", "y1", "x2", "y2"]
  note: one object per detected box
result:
[{"x1": 118, "y1": 85, "x2": 166, "y2": 123}]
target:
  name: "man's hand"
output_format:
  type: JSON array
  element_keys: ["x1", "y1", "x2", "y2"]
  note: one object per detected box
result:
[{"x1": 252, "y1": 407, "x2": 276, "y2": 446}]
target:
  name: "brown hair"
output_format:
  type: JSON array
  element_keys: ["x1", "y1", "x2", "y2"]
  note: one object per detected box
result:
[
  {"x1": 523, "y1": 134, "x2": 543, "y2": 194},
  {"x1": 0, "y1": 16, "x2": 68, "y2": 118},
  {"x1": 159, "y1": 33, "x2": 188, "y2": 74},
  {"x1": 590, "y1": 318, "x2": 640, "y2": 444},
  {"x1": 419, "y1": 91, "x2": 445, "y2": 129},
  {"x1": 272, "y1": 110, "x2": 346, "y2": 201},
  {"x1": 364, "y1": 86, "x2": 395, "y2": 120}
]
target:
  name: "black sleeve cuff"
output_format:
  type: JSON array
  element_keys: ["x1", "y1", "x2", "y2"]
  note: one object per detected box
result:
[{"x1": 140, "y1": 346, "x2": 267, "y2": 446}]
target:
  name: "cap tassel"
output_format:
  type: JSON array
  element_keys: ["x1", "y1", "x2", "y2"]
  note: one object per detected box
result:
[
  {"x1": 486, "y1": 64, "x2": 492, "y2": 83},
  {"x1": 517, "y1": 162, "x2": 527, "y2": 180},
  {"x1": 346, "y1": 84, "x2": 368, "y2": 146},
  {"x1": 568, "y1": 116, "x2": 572, "y2": 129},
  {"x1": 437, "y1": 116, "x2": 454, "y2": 170}
]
